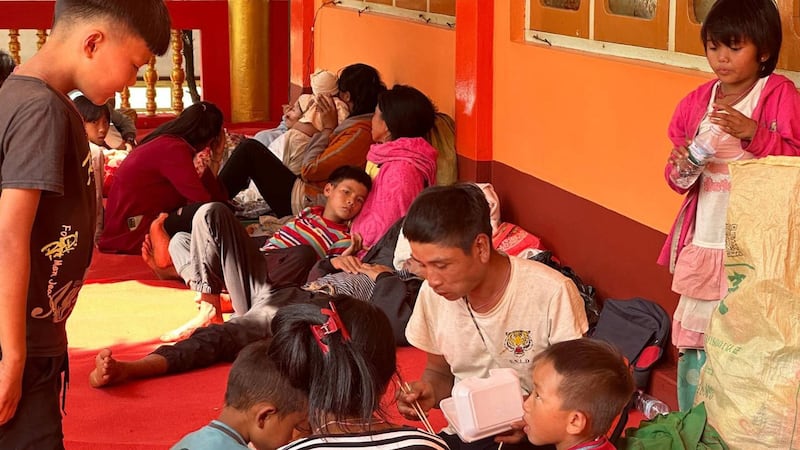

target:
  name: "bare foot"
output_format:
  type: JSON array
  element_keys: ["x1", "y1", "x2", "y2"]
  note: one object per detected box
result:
[
  {"x1": 149, "y1": 213, "x2": 173, "y2": 270},
  {"x1": 89, "y1": 349, "x2": 127, "y2": 388},
  {"x1": 193, "y1": 291, "x2": 233, "y2": 314},
  {"x1": 219, "y1": 292, "x2": 233, "y2": 314},
  {"x1": 142, "y1": 234, "x2": 179, "y2": 280},
  {"x1": 159, "y1": 301, "x2": 222, "y2": 343}
]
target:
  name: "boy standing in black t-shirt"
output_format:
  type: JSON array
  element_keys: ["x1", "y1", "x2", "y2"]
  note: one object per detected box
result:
[{"x1": 0, "y1": 1, "x2": 170, "y2": 447}]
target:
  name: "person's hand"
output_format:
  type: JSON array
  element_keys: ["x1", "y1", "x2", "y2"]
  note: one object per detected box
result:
[
  {"x1": 316, "y1": 94, "x2": 338, "y2": 131},
  {"x1": 193, "y1": 149, "x2": 211, "y2": 176},
  {"x1": 710, "y1": 103, "x2": 758, "y2": 140},
  {"x1": 396, "y1": 380, "x2": 437, "y2": 421},
  {"x1": 0, "y1": 359, "x2": 24, "y2": 426},
  {"x1": 494, "y1": 421, "x2": 528, "y2": 445},
  {"x1": 668, "y1": 144, "x2": 689, "y2": 168},
  {"x1": 210, "y1": 128, "x2": 227, "y2": 160},
  {"x1": 403, "y1": 258, "x2": 423, "y2": 277},
  {"x1": 330, "y1": 255, "x2": 363, "y2": 274},
  {"x1": 357, "y1": 263, "x2": 393, "y2": 281},
  {"x1": 341, "y1": 233, "x2": 363, "y2": 257}
]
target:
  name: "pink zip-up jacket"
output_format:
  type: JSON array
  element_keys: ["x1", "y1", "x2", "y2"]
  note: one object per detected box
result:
[
  {"x1": 658, "y1": 74, "x2": 800, "y2": 270},
  {"x1": 351, "y1": 136, "x2": 438, "y2": 250}
]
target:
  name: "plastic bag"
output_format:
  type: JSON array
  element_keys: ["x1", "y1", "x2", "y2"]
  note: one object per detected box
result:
[{"x1": 695, "y1": 156, "x2": 800, "y2": 449}]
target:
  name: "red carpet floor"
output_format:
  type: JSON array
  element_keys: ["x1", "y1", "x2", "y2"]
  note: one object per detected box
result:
[
  {"x1": 62, "y1": 250, "x2": 441, "y2": 449},
  {"x1": 63, "y1": 250, "x2": 641, "y2": 448}
]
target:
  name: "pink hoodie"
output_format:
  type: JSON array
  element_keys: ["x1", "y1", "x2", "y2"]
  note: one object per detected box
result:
[
  {"x1": 352, "y1": 137, "x2": 438, "y2": 250},
  {"x1": 658, "y1": 74, "x2": 800, "y2": 270}
]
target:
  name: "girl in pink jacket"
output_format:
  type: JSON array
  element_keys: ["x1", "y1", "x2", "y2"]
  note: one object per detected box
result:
[{"x1": 659, "y1": 0, "x2": 800, "y2": 411}]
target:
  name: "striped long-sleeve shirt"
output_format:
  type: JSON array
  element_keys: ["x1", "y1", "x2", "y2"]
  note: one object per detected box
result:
[
  {"x1": 261, "y1": 206, "x2": 351, "y2": 259},
  {"x1": 279, "y1": 427, "x2": 449, "y2": 450}
]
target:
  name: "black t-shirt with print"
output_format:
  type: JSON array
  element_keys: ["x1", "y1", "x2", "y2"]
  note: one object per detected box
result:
[{"x1": 0, "y1": 75, "x2": 96, "y2": 357}]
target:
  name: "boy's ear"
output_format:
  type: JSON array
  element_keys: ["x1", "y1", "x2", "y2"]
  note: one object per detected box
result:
[
  {"x1": 82, "y1": 30, "x2": 104, "y2": 58},
  {"x1": 322, "y1": 182, "x2": 334, "y2": 197},
  {"x1": 565, "y1": 410, "x2": 588, "y2": 437},
  {"x1": 255, "y1": 403, "x2": 279, "y2": 429}
]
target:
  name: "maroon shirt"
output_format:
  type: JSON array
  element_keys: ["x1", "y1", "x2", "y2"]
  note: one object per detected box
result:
[{"x1": 99, "y1": 135, "x2": 226, "y2": 253}]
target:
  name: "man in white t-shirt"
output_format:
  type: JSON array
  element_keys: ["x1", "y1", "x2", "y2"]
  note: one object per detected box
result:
[{"x1": 397, "y1": 184, "x2": 589, "y2": 450}]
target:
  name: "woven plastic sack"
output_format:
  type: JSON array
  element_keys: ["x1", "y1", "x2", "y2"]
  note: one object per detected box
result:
[{"x1": 695, "y1": 156, "x2": 800, "y2": 449}]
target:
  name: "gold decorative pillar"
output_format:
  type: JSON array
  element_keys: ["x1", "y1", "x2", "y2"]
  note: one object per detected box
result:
[
  {"x1": 228, "y1": 0, "x2": 270, "y2": 122},
  {"x1": 36, "y1": 29, "x2": 48, "y2": 50},
  {"x1": 170, "y1": 29, "x2": 185, "y2": 114},
  {"x1": 8, "y1": 29, "x2": 21, "y2": 65},
  {"x1": 144, "y1": 55, "x2": 158, "y2": 116},
  {"x1": 120, "y1": 86, "x2": 131, "y2": 109}
]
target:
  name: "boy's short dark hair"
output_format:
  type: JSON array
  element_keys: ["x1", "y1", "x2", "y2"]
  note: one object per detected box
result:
[
  {"x1": 534, "y1": 339, "x2": 634, "y2": 437},
  {"x1": 377, "y1": 85, "x2": 436, "y2": 139},
  {"x1": 225, "y1": 340, "x2": 306, "y2": 416},
  {"x1": 328, "y1": 165, "x2": 372, "y2": 192},
  {"x1": 0, "y1": 50, "x2": 15, "y2": 88},
  {"x1": 73, "y1": 95, "x2": 110, "y2": 122},
  {"x1": 701, "y1": 0, "x2": 781, "y2": 77},
  {"x1": 403, "y1": 183, "x2": 492, "y2": 253},
  {"x1": 53, "y1": 0, "x2": 171, "y2": 56}
]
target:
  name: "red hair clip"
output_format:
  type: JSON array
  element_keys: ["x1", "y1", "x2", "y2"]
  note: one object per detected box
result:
[{"x1": 310, "y1": 302, "x2": 351, "y2": 354}]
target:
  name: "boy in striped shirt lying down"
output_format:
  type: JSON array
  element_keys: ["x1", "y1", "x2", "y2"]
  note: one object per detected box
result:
[{"x1": 159, "y1": 165, "x2": 372, "y2": 342}]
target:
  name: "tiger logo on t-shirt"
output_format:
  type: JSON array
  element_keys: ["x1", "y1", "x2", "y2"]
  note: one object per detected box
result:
[{"x1": 504, "y1": 330, "x2": 532, "y2": 357}]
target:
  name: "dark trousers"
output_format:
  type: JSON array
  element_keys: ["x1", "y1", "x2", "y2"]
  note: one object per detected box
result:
[
  {"x1": 218, "y1": 138, "x2": 297, "y2": 217},
  {"x1": 154, "y1": 288, "x2": 333, "y2": 373},
  {"x1": 0, "y1": 354, "x2": 68, "y2": 450},
  {"x1": 169, "y1": 202, "x2": 317, "y2": 316},
  {"x1": 163, "y1": 201, "x2": 213, "y2": 237}
]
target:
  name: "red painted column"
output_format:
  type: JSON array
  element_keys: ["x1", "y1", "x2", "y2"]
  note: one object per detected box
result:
[
  {"x1": 455, "y1": 0, "x2": 494, "y2": 182},
  {"x1": 269, "y1": 0, "x2": 291, "y2": 120},
  {"x1": 168, "y1": 1, "x2": 232, "y2": 121},
  {"x1": 289, "y1": 0, "x2": 315, "y2": 100}
]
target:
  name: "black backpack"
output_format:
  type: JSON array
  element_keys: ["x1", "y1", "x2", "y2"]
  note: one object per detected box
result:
[
  {"x1": 589, "y1": 298, "x2": 671, "y2": 443},
  {"x1": 529, "y1": 251, "x2": 601, "y2": 331},
  {"x1": 590, "y1": 298, "x2": 670, "y2": 390}
]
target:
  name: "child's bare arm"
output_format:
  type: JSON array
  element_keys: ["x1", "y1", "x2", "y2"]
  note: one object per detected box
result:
[{"x1": 0, "y1": 188, "x2": 41, "y2": 425}]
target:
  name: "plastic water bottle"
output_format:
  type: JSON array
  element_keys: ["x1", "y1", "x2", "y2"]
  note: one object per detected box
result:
[
  {"x1": 671, "y1": 125, "x2": 722, "y2": 189},
  {"x1": 634, "y1": 391, "x2": 670, "y2": 420}
]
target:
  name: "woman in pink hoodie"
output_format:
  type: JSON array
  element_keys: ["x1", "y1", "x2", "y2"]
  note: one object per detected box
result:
[{"x1": 348, "y1": 85, "x2": 438, "y2": 253}]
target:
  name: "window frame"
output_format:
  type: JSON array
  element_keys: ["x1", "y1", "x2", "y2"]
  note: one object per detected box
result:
[
  {"x1": 525, "y1": 0, "x2": 800, "y2": 77},
  {"x1": 337, "y1": 0, "x2": 456, "y2": 27}
]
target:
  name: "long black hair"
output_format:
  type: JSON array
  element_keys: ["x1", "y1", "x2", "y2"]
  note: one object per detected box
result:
[
  {"x1": 140, "y1": 101, "x2": 223, "y2": 152},
  {"x1": 377, "y1": 85, "x2": 436, "y2": 140},
  {"x1": 338, "y1": 64, "x2": 387, "y2": 117},
  {"x1": 267, "y1": 296, "x2": 396, "y2": 431}
]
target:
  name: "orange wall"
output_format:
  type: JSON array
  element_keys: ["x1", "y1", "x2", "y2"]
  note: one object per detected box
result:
[
  {"x1": 492, "y1": 2, "x2": 714, "y2": 233},
  {"x1": 313, "y1": 4, "x2": 456, "y2": 116},
  {"x1": 310, "y1": 2, "x2": 722, "y2": 234}
]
